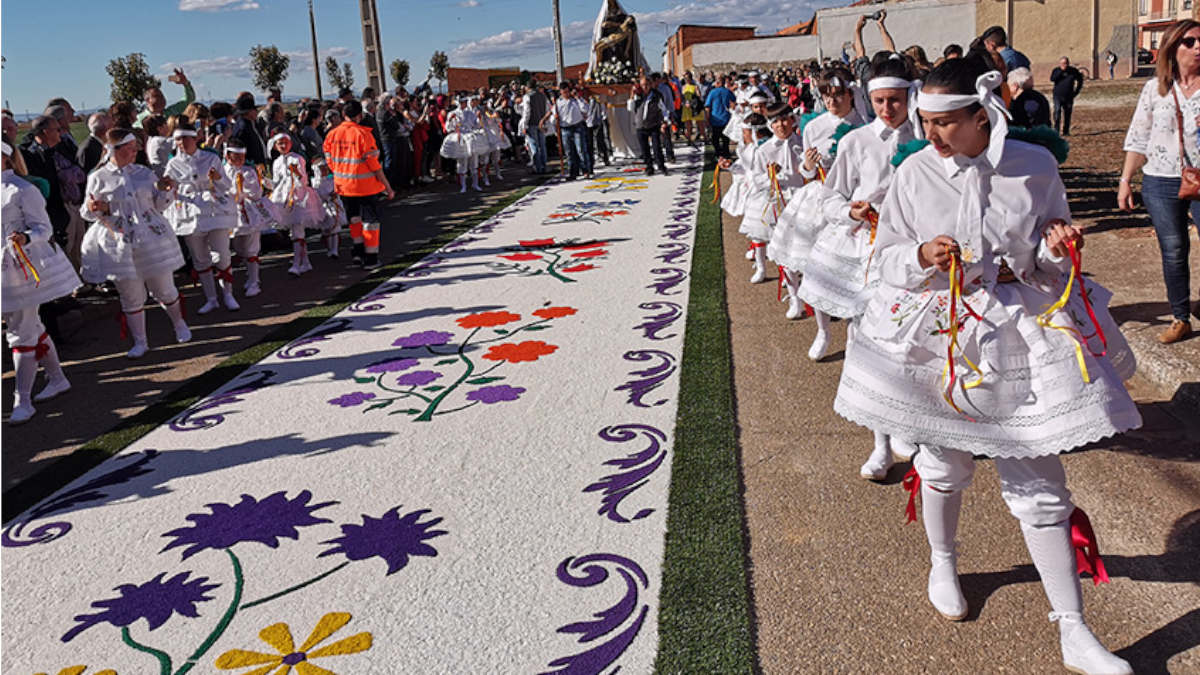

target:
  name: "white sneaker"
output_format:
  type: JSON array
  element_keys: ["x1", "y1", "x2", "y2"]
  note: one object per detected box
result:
[
  {"x1": 34, "y1": 377, "x2": 71, "y2": 402},
  {"x1": 287, "y1": 264, "x2": 301, "y2": 277},
  {"x1": 860, "y1": 442, "x2": 894, "y2": 480},
  {"x1": 126, "y1": 341, "x2": 149, "y2": 359},
  {"x1": 244, "y1": 283, "x2": 262, "y2": 298},
  {"x1": 459, "y1": 183, "x2": 467, "y2": 194},
  {"x1": 891, "y1": 438, "x2": 919, "y2": 461},
  {"x1": 223, "y1": 293, "x2": 240, "y2": 311},
  {"x1": 298, "y1": 259, "x2": 313, "y2": 274},
  {"x1": 1055, "y1": 613, "x2": 1132, "y2": 675},
  {"x1": 750, "y1": 266, "x2": 766, "y2": 284},
  {"x1": 197, "y1": 298, "x2": 220, "y2": 315},
  {"x1": 174, "y1": 323, "x2": 192, "y2": 344},
  {"x1": 9, "y1": 402, "x2": 36, "y2": 424},
  {"x1": 785, "y1": 296, "x2": 803, "y2": 320},
  {"x1": 745, "y1": 248, "x2": 755, "y2": 260},
  {"x1": 808, "y1": 330, "x2": 829, "y2": 361},
  {"x1": 928, "y1": 554, "x2": 968, "y2": 621},
  {"x1": 483, "y1": 175, "x2": 491, "y2": 186}
]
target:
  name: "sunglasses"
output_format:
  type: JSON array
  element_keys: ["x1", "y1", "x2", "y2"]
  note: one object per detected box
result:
[{"x1": 1183, "y1": 36, "x2": 1200, "y2": 48}]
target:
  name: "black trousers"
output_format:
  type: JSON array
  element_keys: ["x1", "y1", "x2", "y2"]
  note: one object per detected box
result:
[
  {"x1": 637, "y1": 128, "x2": 667, "y2": 172},
  {"x1": 711, "y1": 123, "x2": 730, "y2": 158},
  {"x1": 589, "y1": 124, "x2": 610, "y2": 165},
  {"x1": 1053, "y1": 97, "x2": 1075, "y2": 135}
]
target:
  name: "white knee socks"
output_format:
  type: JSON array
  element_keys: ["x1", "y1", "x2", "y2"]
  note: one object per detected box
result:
[
  {"x1": 11, "y1": 350, "x2": 39, "y2": 421},
  {"x1": 923, "y1": 484, "x2": 968, "y2": 620},
  {"x1": 750, "y1": 243, "x2": 767, "y2": 284},
  {"x1": 808, "y1": 310, "x2": 831, "y2": 361},
  {"x1": 860, "y1": 431, "x2": 895, "y2": 480}
]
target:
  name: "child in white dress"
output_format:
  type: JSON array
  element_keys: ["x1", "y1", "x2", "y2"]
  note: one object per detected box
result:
[
  {"x1": 482, "y1": 105, "x2": 510, "y2": 183},
  {"x1": 3, "y1": 142, "x2": 81, "y2": 423},
  {"x1": 268, "y1": 133, "x2": 322, "y2": 276},
  {"x1": 835, "y1": 58, "x2": 1138, "y2": 675},
  {"x1": 311, "y1": 157, "x2": 347, "y2": 259},
  {"x1": 223, "y1": 140, "x2": 277, "y2": 297},
  {"x1": 441, "y1": 97, "x2": 486, "y2": 193},
  {"x1": 719, "y1": 114, "x2": 768, "y2": 220},
  {"x1": 740, "y1": 103, "x2": 805, "y2": 285}
]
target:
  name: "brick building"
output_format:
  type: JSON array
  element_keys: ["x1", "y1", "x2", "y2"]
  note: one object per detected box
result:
[
  {"x1": 1137, "y1": 0, "x2": 1200, "y2": 60},
  {"x1": 665, "y1": 25, "x2": 756, "y2": 76},
  {"x1": 447, "y1": 63, "x2": 588, "y2": 93}
]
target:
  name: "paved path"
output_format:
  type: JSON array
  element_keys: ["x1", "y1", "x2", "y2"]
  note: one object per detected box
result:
[{"x1": 2, "y1": 152, "x2": 705, "y2": 672}]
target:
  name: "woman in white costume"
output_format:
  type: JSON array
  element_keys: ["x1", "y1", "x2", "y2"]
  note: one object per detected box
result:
[
  {"x1": 768, "y1": 66, "x2": 867, "y2": 320},
  {"x1": 3, "y1": 142, "x2": 80, "y2": 423},
  {"x1": 718, "y1": 113, "x2": 769, "y2": 221},
  {"x1": 310, "y1": 157, "x2": 347, "y2": 260},
  {"x1": 81, "y1": 128, "x2": 190, "y2": 359},
  {"x1": 268, "y1": 133, "x2": 322, "y2": 276},
  {"x1": 223, "y1": 140, "x2": 277, "y2": 297},
  {"x1": 165, "y1": 121, "x2": 239, "y2": 313},
  {"x1": 740, "y1": 103, "x2": 805, "y2": 285},
  {"x1": 834, "y1": 57, "x2": 1139, "y2": 675},
  {"x1": 441, "y1": 96, "x2": 486, "y2": 193}
]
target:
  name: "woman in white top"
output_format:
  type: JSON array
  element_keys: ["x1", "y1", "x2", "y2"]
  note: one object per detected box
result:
[
  {"x1": 1118, "y1": 19, "x2": 1200, "y2": 344},
  {"x1": 836, "y1": 58, "x2": 1138, "y2": 675},
  {"x1": 165, "y1": 122, "x2": 239, "y2": 313},
  {"x1": 223, "y1": 140, "x2": 278, "y2": 298},
  {"x1": 81, "y1": 129, "x2": 190, "y2": 359},
  {"x1": 3, "y1": 142, "x2": 80, "y2": 423},
  {"x1": 768, "y1": 66, "x2": 866, "y2": 320},
  {"x1": 740, "y1": 103, "x2": 805, "y2": 285}
]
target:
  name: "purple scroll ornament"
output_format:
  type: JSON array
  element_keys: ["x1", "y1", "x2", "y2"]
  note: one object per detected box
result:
[
  {"x1": 401, "y1": 255, "x2": 447, "y2": 278},
  {"x1": 276, "y1": 318, "x2": 355, "y2": 360},
  {"x1": 540, "y1": 553, "x2": 650, "y2": 675},
  {"x1": 634, "y1": 302, "x2": 683, "y2": 341},
  {"x1": 614, "y1": 349, "x2": 677, "y2": 408},
  {"x1": 349, "y1": 281, "x2": 406, "y2": 313},
  {"x1": 647, "y1": 268, "x2": 688, "y2": 296},
  {"x1": 655, "y1": 243, "x2": 690, "y2": 265},
  {"x1": 662, "y1": 223, "x2": 693, "y2": 241},
  {"x1": 170, "y1": 369, "x2": 276, "y2": 431},
  {"x1": 583, "y1": 424, "x2": 668, "y2": 523},
  {"x1": 3, "y1": 450, "x2": 159, "y2": 547}
]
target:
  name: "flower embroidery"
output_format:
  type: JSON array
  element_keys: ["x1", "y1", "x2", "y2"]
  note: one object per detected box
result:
[
  {"x1": 62, "y1": 572, "x2": 219, "y2": 642},
  {"x1": 161, "y1": 490, "x2": 336, "y2": 560},
  {"x1": 391, "y1": 330, "x2": 454, "y2": 348},
  {"x1": 319, "y1": 507, "x2": 447, "y2": 574},
  {"x1": 327, "y1": 392, "x2": 376, "y2": 407},
  {"x1": 532, "y1": 306, "x2": 577, "y2": 319},
  {"x1": 560, "y1": 264, "x2": 595, "y2": 273},
  {"x1": 562, "y1": 241, "x2": 607, "y2": 250},
  {"x1": 214, "y1": 612, "x2": 371, "y2": 673},
  {"x1": 482, "y1": 341, "x2": 558, "y2": 363},
  {"x1": 466, "y1": 385, "x2": 526, "y2": 404},
  {"x1": 456, "y1": 311, "x2": 522, "y2": 329}
]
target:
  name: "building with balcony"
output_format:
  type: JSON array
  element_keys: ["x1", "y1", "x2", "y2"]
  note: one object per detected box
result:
[{"x1": 1138, "y1": 0, "x2": 1198, "y2": 59}]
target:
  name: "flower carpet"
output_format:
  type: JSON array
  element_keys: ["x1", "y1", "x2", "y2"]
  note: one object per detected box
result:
[{"x1": 3, "y1": 151, "x2": 707, "y2": 674}]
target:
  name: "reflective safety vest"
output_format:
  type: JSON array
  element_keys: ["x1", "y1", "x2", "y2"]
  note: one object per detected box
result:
[{"x1": 322, "y1": 120, "x2": 386, "y2": 197}]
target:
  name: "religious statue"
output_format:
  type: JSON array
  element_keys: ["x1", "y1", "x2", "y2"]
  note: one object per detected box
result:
[{"x1": 593, "y1": 0, "x2": 639, "y2": 65}]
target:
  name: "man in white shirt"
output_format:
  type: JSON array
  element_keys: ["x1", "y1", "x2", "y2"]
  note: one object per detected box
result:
[{"x1": 541, "y1": 82, "x2": 592, "y2": 179}]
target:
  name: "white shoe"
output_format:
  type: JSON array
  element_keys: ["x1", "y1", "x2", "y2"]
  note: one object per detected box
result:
[
  {"x1": 750, "y1": 266, "x2": 766, "y2": 284},
  {"x1": 174, "y1": 323, "x2": 192, "y2": 344},
  {"x1": 9, "y1": 402, "x2": 36, "y2": 424},
  {"x1": 223, "y1": 292, "x2": 240, "y2": 311},
  {"x1": 126, "y1": 341, "x2": 149, "y2": 359},
  {"x1": 298, "y1": 259, "x2": 313, "y2": 274},
  {"x1": 859, "y1": 442, "x2": 894, "y2": 480},
  {"x1": 34, "y1": 377, "x2": 71, "y2": 402},
  {"x1": 483, "y1": 175, "x2": 491, "y2": 186},
  {"x1": 928, "y1": 554, "x2": 968, "y2": 621},
  {"x1": 745, "y1": 248, "x2": 755, "y2": 260},
  {"x1": 287, "y1": 264, "x2": 302, "y2": 277},
  {"x1": 459, "y1": 183, "x2": 467, "y2": 193},
  {"x1": 1055, "y1": 613, "x2": 1132, "y2": 675},
  {"x1": 891, "y1": 438, "x2": 919, "y2": 461},
  {"x1": 808, "y1": 330, "x2": 830, "y2": 361},
  {"x1": 197, "y1": 298, "x2": 220, "y2": 315},
  {"x1": 785, "y1": 296, "x2": 803, "y2": 320},
  {"x1": 244, "y1": 282, "x2": 262, "y2": 298}
]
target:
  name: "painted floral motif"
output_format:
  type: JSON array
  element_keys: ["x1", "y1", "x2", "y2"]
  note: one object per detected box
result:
[
  {"x1": 319, "y1": 507, "x2": 447, "y2": 574},
  {"x1": 277, "y1": 319, "x2": 354, "y2": 360},
  {"x1": 634, "y1": 302, "x2": 683, "y2": 341},
  {"x1": 348, "y1": 281, "x2": 406, "y2": 313},
  {"x1": 647, "y1": 267, "x2": 688, "y2": 296},
  {"x1": 332, "y1": 306, "x2": 577, "y2": 421},
  {"x1": 3, "y1": 450, "x2": 159, "y2": 547},
  {"x1": 170, "y1": 370, "x2": 276, "y2": 432},
  {"x1": 62, "y1": 571, "x2": 220, "y2": 643},
  {"x1": 490, "y1": 238, "x2": 623, "y2": 284},
  {"x1": 583, "y1": 424, "x2": 669, "y2": 523},
  {"x1": 540, "y1": 554, "x2": 650, "y2": 674},
  {"x1": 655, "y1": 242, "x2": 690, "y2": 265},
  {"x1": 584, "y1": 176, "x2": 649, "y2": 193},
  {"x1": 161, "y1": 490, "x2": 336, "y2": 560},
  {"x1": 614, "y1": 349, "x2": 678, "y2": 408},
  {"x1": 541, "y1": 200, "x2": 639, "y2": 225},
  {"x1": 214, "y1": 612, "x2": 371, "y2": 673},
  {"x1": 34, "y1": 668, "x2": 117, "y2": 675}
]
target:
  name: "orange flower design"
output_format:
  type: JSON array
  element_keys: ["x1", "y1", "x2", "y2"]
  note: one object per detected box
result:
[
  {"x1": 549, "y1": 213, "x2": 578, "y2": 219},
  {"x1": 483, "y1": 341, "x2": 558, "y2": 363},
  {"x1": 456, "y1": 311, "x2": 522, "y2": 329},
  {"x1": 532, "y1": 307, "x2": 578, "y2": 319},
  {"x1": 519, "y1": 238, "x2": 555, "y2": 248},
  {"x1": 570, "y1": 249, "x2": 607, "y2": 259},
  {"x1": 563, "y1": 241, "x2": 607, "y2": 250}
]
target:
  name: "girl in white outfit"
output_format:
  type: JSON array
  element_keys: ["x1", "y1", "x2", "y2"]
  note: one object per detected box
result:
[
  {"x1": 223, "y1": 140, "x2": 277, "y2": 297},
  {"x1": 719, "y1": 115, "x2": 767, "y2": 220},
  {"x1": 311, "y1": 157, "x2": 347, "y2": 259},
  {"x1": 81, "y1": 129, "x2": 190, "y2": 359},
  {"x1": 441, "y1": 97, "x2": 487, "y2": 193},
  {"x1": 165, "y1": 123, "x2": 239, "y2": 314},
  {"x1": 482, "y1": 105, "x2": 510, "y2": 183},
  {"x1": 3, "y1": 142, "x2": 80, "y2": 423},
  {"x1": 268, "y1": 134, "x2": 322, "y2": 276},
  {"x1": 835, "y1": 58, "x2": 1138, "y2": 675},
  {"x1": 768, "y1": 67, "x2": 866, "y2": 320},
  {"x1": 739, "y1": 103, "x2": 805, "y2": 285}
]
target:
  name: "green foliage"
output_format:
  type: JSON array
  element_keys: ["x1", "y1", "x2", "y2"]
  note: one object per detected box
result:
[
  {"x1": 325, "y1": 56, "x2": 345, "y2": 91},
  {"x1": 389, "y1": 59, "x2": 410, "y2": 88},
  {"x1": 342, "y1": 62, "x2": 355, "y2": 91},
  {"x1": 248, "y1": 44, "x2": 290, "y2": 93},
  {"x1": 430, "y1": 50, "x2": 450, "y2": 82},
  {"x1": 105, "y1": 53, "x2": 161, "y2": 104}
]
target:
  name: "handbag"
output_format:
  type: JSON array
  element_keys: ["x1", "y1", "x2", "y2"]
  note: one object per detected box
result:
[{"x1": 1171, "y1": 87, "x2": 1200, "y2": 200}]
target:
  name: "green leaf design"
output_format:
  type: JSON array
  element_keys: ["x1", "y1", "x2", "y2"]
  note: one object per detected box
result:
[
  {"x1": 523, "y1": 325, "x2": 549, "y2": 331},
  {"x1": 466, "y1": 376, "x2": 504, "y2": 385},
  {"x1": 494, "y1": 329, "x2": 510, "y2": 335},
  {"x1": 425, "y1": 385, "x2": 446, "y2": 392},
  {"x1": 354, "y1": 376, "x2": 376, "y2": 384},
  {"x1": 435, "y1": 358, "x2": 458, "y2": 366},
  {"x1": 391, "y1": 408, "x2": 421, "y2": 415},
  {"x1": 365, "y1": 400, "x2": 393, "y2": 411}
]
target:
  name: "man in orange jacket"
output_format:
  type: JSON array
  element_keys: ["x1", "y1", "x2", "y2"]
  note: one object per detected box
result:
[{"x1": 323, "y1": 100, "x2": 395, "y2": 268}]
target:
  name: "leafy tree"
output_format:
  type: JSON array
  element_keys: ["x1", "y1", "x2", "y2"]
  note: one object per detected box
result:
[
  {"x1": 249, "y1": 44, "x2": 290, "y2": 93},
  {"x1": 106, "y1": 53, "x2": 161, "y2": 104},
  {"x1": 342, "y1": 62, "x2": 355, "y2": 90},
  {"x1": 430, "y1": 51, "x2": 449, "y2": 89},
  {"x1": 325, "y1": 56, "x2": 345, "y2": 91},
  {"x1": 389, "y1": 59, "x2": 410, "y2": 89}
]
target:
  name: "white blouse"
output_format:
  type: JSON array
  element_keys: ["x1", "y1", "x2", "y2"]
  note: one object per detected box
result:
[
  {"x1": 749, "y1": 134, "x2": 806, "y2": 194},
  {"x1": 822, "y1": 117, "x2": 914, "y2": 225},
  {"x1": 81, "y1": 162, "x2": 174, "y2": 233},
  {"x1": 225, "y1": 163, "x2": 264, "y2": 200},
  {"x1": 799, "y1": 109, "x2": 867, "y2": 179},
  {"x1": 1123, "y1": 79, "x2": 1200, "y2": 177}
]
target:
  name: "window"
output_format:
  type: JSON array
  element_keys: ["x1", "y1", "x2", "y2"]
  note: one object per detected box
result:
[
  {"x1": 1186, "y1": 0, "x2": 1193, "y2": 10},
  {"x1": 1169, "y1": 0, "x2": 1177, "y2": 12},
  {"x1": 1140, "y1": 0, "x2": 1149, "y2": 15}
]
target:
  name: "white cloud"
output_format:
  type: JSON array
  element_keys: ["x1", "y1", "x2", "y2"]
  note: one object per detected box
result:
[
  {"x1": 178, "y1": 0, "x2": 260, "y2": 11},
  {"x1": 449, "y1": 0, "x2": 840, "y2": 67},
  {"x1": 457, "y1": 0, "x2": 481, "y2": 6},
  {"x1": 161, "y1": 46, "x2": 354, "y2": 80}
]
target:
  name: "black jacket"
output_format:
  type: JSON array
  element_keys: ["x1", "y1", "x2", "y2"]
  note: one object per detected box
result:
[
  {"x1": 1050, "y1": 66, "x2": 1084, "y2": 102},
  {"x1": 19, "y1": 140, "x2": 71, "y2": 233},
  {"x1": 77, "y1": 135, "x2": 105, "y2": 175},
  {"x1": 1010, "y1": 89, "x2": 1052, "y2": 128}
]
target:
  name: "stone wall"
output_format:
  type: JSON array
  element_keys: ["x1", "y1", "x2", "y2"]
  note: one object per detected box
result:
[
  {"x1": 688, "y1": 35, "x2": 821, "y2": 72},
  {"x1": 977, "y1": 0, "x2": 1138, "y2": 82},
  {"x1": 816, "y1": 0, "x2": 976, "y2": 63}
]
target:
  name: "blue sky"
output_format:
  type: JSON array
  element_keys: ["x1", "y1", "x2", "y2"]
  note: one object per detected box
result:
[{"x1": 1, "y1": 0, "x2": 845, "y2": 115}]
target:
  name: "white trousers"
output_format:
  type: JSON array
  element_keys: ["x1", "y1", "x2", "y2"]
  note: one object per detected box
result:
[
  {"x1": 914, "y1": 445, "x2": 1074, "y2": 526},
  {"x1": 185, "y1": 230, "x2": 232, "y2": 273},
  {"x1": 3, "y1": 307, "x2": 45, "y2": 347},
  {"x1": 233, "y1": 232, "x2": 262, "y2": 259},
  {"x1": 456, "y1": 154, "x2": 479, "y2": 175},
  {"x1": 114, "y1": 273, "x2": 180, "y2": 313}
]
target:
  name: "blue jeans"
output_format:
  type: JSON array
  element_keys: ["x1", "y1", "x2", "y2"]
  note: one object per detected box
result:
[
  {"x1": 562, "y1": 124, "x2": 591, "y2": 176},
  {"x1": 1140, "y1": 175, "x2": 1196, "y2": 321},
  {"x1": 526, "y1": 129, "x2": 547, "y2": 173}
]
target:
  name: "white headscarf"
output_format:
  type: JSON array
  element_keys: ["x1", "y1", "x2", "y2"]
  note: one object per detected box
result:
[{"x1": 867, "y1": 76, "x2": 924, "y2": 140}]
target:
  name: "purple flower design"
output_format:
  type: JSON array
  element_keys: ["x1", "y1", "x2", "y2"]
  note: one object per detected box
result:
[
  {"x1": 466, "y1": 385, "x2": 526, "y2": 404},
  {"x1": 365, "y1": 358, "x2": 419, "y2": 374},
  {"x1": 395, "y1": 370, "x2": 442, "y2": 387},
  {"x1": 62, "y1": 571, "x2": 219, "y2": 642},
  {"x1": 319, "y1": 506, "x2": 447, "y2": 574},
  {"x1": 328, "y1": 392, "x2": 377, "y2": 407},
  {"x1": 392, "y1": 330, "x2": 455, "y2": 348},
  {"x1": 161, "y1": 490, "x2": 337, "y2": 560}
]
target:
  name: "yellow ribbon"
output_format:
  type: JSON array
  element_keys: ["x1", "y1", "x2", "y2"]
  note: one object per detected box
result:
[
  {"x1": 1035, "y1": 241, "x2": 1092, "y2": 384},
  {"x1": 286, "y1": 163, "x2": 303, "y2": 209},
  {"x1": 710, "y1": 164, "x2": 722, "y2": 204},
  {"x1": 13, "y1": 239, "x2": 40, "y2": 285},
  {"x1": 940, "y1": 252, "x2": 985, "y2": 420}
]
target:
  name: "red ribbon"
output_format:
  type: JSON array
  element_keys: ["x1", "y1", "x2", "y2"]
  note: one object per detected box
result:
[
  {"x1": 189, "y1": 268, "x2": 201, "y2": 287},
  {"x1": 1070, "y1": 508, "x2": 1110, "y2": 585},
  {"x1": 116, "y1": 309, "x2": 142, "y2": 340},
  {"x1": 12, "y1": 332, "x2": 50, "y2": 360},
  {"x1": 214, "y1": 266, "x2": 234, "y2": 283},
  {"x1": 777, "y1": 265, "x2": 786, "y2": 301},
  {"x1": 294, "y1": 238, "x2": 308, "y2": 254},
  {"x1": 246, "y1": 256, "x2": 260, "y2": 264},
  {"x1": 1068, "y1": 240, "x2": 1108, "y2": 358},
  {"x1": 903, "y1": 466, "x2": 921, "y2": 524}
]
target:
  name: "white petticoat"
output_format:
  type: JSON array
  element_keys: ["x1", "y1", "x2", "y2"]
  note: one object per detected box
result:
[
  {"x1": 270, "y1": 184, "x2": 324, "y2": 234},
  {"x1": 797, "y1": 216, "x2": 876, "y2": 318},
  {"x1": 739, "y1": 187, "x2": 791, "y2": 242},
  {"x1": 166, "y1": 192, "x2": 238, "y2": 237},
  {"x1": 232, "y1": 197, "x2": 280, "y2": 236},
  {"x1": 441, "y1": 130, "x2": 488, "y2": 160},
  {"x1": 767, "y1": 181, "x2": 829, "y2": 272},
  {"x1": 2, "y1": 240, "x2": 82, "y2": 311},
  {"x1": 834, "y1": 272, "x2": 1141, "y2": 459},
  {"x1": 80, "y1": 222, "x2": 185, "y2": 283},
  {"x1": 720, "y1": 172, "x2": 749, "y2": 218}
]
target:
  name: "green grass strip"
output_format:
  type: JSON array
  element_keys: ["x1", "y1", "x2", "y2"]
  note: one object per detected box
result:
[
  {"x1": 654, "y1": 155, "x2": 759, "y2": 673},
  {"x1": 2, "y1": 184, "x2": 540, "y2": 522}
]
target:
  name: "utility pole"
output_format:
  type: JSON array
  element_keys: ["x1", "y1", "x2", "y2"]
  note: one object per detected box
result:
[
  {"x1": 552, "y1": 0, "x2": 565, "y2": 83},
  {"x1": 359, "y1": 0, "x2": 386, "y2": 94},
  {"x1": 309, "y1": 0, "x2": 323, "y2": 100}
]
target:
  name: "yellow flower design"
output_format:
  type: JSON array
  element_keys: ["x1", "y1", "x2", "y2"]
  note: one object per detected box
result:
[
  {"x1": 215, "y1": 612, "x2": 372, "y2": 675},
  {"x1": 33, "y1": 668, "x2": 116, "y2": 675}
]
